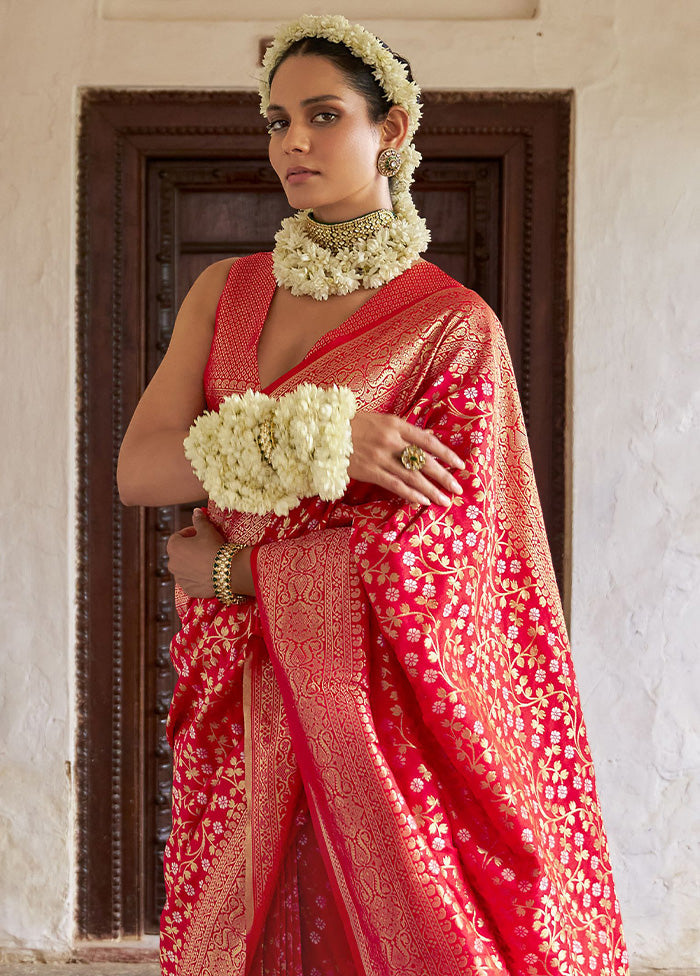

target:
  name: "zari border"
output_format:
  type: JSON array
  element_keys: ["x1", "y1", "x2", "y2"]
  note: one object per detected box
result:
[
  {"x1": 243, "y1": 642, "x2": 256, "y2": 965},
  {"x1": 252, "y1": 529, "x2": 466, "y2": 976},
  {"x1": 251, "y1": 533, "x2": 372, "y2": 976},
  {"x1": 178, "y1": 817, "x2": 247, "y2": 976},
  {"x1": 242, "y1": 635, "x2": 304, "y2": 969}
]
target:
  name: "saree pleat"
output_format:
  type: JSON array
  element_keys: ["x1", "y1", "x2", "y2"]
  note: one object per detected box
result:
[
  {"x1": 252, "y1": 526, "x2": 508, "y2": 976},
  {"x1": 161, "y1": 253, "x2": 629, "y2": 976}
]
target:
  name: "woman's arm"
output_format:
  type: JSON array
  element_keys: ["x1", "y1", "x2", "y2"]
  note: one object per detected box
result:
[
  {"x1": 167, "y1": 412, "x2": 467, "y2": 602},
  {"x1": 167, "y1": 509, "x2": 256, "y2": 598},
  {"x1": 117, "y1": 258, "x2": 235, "y2": 506}
]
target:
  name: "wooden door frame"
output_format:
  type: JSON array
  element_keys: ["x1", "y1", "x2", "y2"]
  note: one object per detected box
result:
[{"x1": 75, "y1": 88, "x2": 571, "y2": 938}]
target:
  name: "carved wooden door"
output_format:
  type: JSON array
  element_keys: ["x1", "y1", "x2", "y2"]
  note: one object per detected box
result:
[{"x1": 77, "y1": 90, "x2": 570, "y2": 937}]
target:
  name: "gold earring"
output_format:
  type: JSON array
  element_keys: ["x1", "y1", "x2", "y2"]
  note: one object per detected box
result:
[{"x1": 377, "y1": 148, "x2": 402, "y2": 178}]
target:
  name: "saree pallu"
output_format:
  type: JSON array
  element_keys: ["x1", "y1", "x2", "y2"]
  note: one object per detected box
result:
[{"x1": 160, "y1": 254, "x2": 629, "y2": 976}]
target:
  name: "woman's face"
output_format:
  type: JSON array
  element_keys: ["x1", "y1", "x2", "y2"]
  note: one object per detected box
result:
[{"x1": 266, "y1": 54, "x2": 392, "y2": 222}]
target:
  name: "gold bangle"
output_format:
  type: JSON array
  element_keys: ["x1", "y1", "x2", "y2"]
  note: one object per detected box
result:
[{"x1": 212, "y1": 543, "x2": 248, "y2": 605}]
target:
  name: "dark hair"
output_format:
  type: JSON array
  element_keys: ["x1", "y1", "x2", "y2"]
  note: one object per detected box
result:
[{"x1": 267, "y1": 36, "x2": 417, "y2": 123}]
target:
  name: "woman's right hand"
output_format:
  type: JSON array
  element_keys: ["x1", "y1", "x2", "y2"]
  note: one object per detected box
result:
[{"x1": 348, "y1": 411, "x2": 465, "y2": 508}]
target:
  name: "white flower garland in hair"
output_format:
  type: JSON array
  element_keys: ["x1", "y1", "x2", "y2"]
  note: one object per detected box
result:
[
  {"x1": 259, "y1": 13, "x2": 423, "y2": 176},
  {"x1": 184, "y1": 384, "x2": 357, "y2": 516},
  {"x1": 259, "y1": 13, "x2": 430, "y2": 300}
]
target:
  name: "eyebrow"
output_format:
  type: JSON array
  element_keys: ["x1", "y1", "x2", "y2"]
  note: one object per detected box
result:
[{"x1": 266, "y1": 94, "x2": 344, "y2": 113}]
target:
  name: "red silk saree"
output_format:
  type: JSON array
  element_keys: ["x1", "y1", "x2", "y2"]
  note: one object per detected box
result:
[{"x1": 161, "y1": 253, "x2": 629, "y2": 976}]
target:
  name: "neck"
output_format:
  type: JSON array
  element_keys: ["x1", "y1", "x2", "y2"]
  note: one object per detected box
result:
[
  {"x1": 311, "y1": 184, "x2": 394, "y2": 224},
  {"x1": 310, "y1": 207, "x2": 393, "y2": 226},
  {"x1": 312, "y1": 204, "x2": 390, "y2": 222}
]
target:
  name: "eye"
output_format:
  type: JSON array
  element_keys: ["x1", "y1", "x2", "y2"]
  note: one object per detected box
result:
[{"x1": 265, "y1": 110, "x2": 338, "y2": 135}]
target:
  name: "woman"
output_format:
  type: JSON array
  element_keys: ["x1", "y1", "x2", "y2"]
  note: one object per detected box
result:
[{"x1": 118, "y1": 15, "x2": 629, "y2": 976}]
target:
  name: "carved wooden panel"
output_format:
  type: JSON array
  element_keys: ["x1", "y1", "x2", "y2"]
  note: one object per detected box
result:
[{"x1": 76, "y1": 88, "x2": 570, "y2": 937}]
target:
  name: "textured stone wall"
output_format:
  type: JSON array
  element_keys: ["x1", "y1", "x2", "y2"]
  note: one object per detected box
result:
[{"x1": 0, "y1": 0, "x2": 698, "y2": 966}]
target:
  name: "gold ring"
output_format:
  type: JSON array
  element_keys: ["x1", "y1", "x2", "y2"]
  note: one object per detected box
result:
[{"x1": 400, "y1": 444, "x2": 426, "y2": 471}]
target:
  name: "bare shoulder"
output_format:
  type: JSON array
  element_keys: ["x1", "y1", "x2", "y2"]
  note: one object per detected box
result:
[
  {"x1": 164, "y1": 256, "x2": 243, "y2": 360},
  {"x1": 183, "y1": 256, "x2": 239, "y2": 318},
  {"x1": 200, "y1": 255, "x2": 238, "y2": 287}
]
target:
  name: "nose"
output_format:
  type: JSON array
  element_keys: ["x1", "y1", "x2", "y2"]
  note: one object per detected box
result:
[{"x1": 282, "y1": 119, "x2": 310, "y2": 154}]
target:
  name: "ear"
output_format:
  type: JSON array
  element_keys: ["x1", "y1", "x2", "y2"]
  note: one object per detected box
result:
[{"x1": 379, "y1": 105, "x2": 410, "y2": 150}]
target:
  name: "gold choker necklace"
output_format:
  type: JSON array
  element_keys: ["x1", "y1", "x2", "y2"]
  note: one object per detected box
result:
[
  {"x1": 304, "y1": 210, "x2": 395, "y2": 254},
  {"x1": 272, "y1": 198, "x2": 430, "y2": 301}
]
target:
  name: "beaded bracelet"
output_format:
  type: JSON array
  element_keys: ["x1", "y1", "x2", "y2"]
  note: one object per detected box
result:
[{"x1": 212, "y1": 542, "x2": 248, "y2": 605}]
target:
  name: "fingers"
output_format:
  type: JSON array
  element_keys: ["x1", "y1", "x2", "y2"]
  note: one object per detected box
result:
[
  {"x1": 420, "y1": 455, "x2": 464, "y2": 499},
  {"x1": 376, "y1": 461, "x2": 457, "y2": 508},
  {"x1": 377, "y1": 471, "x2": 433, "y2": 508},
  {"x1": 397, "y1": 420, "x2": 465, "y2": 472},
  {"x1": 371, "y1": 454, "x2": 464, "y2": 508},
  {"x1": 348, "y1": 410, "x2": 468, "y2": 508},
  {"x1": 390, "y1": 421, "x2": 466, "y2": 507},
  {"x1": 165, "y1": 527, "x2": 218, "y2": 597},
  {"x1": 165, "y1": 534, "x2": 179, "y2": 581},
  {"x1": 398, "y1": 467, "x2": 451, "y2": 508},
  {"x1": 166, "y1": 530, "x2": 188, "y2": 570}
]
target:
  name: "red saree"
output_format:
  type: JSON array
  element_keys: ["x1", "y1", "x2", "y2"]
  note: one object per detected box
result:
[{"x1": 161, "y1": 253, "x2": 629, "y2": 976}]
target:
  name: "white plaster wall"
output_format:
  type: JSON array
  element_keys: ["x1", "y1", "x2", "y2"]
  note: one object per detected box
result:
[{"x1": 1, "y1": 0, "x2": 698, "y2": 967}]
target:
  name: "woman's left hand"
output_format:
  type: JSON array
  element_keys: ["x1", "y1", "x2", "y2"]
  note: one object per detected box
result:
[
  {"x1": 166, "y1": 508, "x2": 225, "y2": 597},
  {"x1": 349, "y1": 410, "x2": 465, "y2": 508}
]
